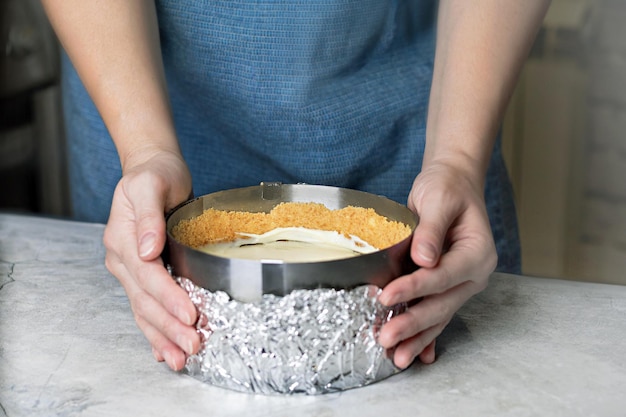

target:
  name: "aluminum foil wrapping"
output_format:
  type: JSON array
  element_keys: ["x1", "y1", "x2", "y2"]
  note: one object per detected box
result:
[{"x1": 176, "y1": 277, "x2": 406, "y2": 395}]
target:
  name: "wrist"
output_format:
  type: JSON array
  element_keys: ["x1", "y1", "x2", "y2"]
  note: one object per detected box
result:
[
  {"x1": 422, "y1": 149, "x2": 488, "y2": 192},
  {"x1": 119, "y1": 138, "x2": 183, "y2": 174},
  {"x1": 423, "y1": 105, "x2": 497, "y2": 190},
  {"x1": 120, "y1": 145, "x2": 192, "y2": 209}
]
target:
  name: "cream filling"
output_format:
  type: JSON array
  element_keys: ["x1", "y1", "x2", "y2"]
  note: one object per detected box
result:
[{"x1": 198, "y1": 227, "x2": 378, "y2": 262}]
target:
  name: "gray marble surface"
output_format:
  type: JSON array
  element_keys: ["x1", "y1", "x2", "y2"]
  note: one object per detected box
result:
[{"x1": 1, "y1": 213, "x2": 625, "y2": 417}]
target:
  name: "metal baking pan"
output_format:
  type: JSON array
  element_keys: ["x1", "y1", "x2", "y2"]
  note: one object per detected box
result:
[{"x1": 164, "y1": 182, "x2": 417, "y2": 302}]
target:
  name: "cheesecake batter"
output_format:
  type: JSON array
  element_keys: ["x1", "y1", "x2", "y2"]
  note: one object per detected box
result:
[{"x1": 199, "y1": 227, "x2": 377, "y2": 262}]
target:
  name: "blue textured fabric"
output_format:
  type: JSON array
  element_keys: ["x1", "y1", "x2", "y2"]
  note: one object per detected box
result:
[{"x1": 60, "y1": 0, "x2": 520, "y2": 273}]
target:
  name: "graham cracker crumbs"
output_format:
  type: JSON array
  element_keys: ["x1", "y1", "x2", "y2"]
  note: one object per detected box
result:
[{"x1": 171, "y1": 202, "x2": 411, "y2": 250}]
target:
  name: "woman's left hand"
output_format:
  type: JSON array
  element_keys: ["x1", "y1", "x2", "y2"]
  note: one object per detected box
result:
[{"x1": 377, "y1": 160, "x2": 498, "y2": 369}]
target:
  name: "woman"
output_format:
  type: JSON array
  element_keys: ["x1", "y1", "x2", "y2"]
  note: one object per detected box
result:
[{"x1": 42, "y1": 0, "x2": 550, "y2": 371}]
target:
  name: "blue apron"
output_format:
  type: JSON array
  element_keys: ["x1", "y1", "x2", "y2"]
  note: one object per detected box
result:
[{"x1": 61, "y1": 0, "x2": 520, "y2": 272}]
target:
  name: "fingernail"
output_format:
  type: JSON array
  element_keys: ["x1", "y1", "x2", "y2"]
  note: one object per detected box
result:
[
  {"x1": 139, "y1": 232, "x2": 157, "y2": 258},
  {"x1": 152, "y1": 347, "x2": 161, "y2": 361},
  {"x1": 416, "y1": 242, "x2": 436, "y2": 263},
  {"x1": 162, "y1": 350, "x2": 174, "y2": 368},
  {"x1": 175, "y1": 306, "x2": 193, "y2": 326},
  {"x1": 378, "y1": 292, "x2": 394, "y2": 306},
  {"x1": 163, "y1": 350, "x2": 185, "y2": 371},
  {"x1": 177, "y1": 335, "x2": 193, "y2": 355}
]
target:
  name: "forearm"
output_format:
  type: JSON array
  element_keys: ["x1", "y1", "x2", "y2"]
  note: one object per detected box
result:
[
  {"x1": 425, "y1": 0, "x2": 550, "y2": 185},
  {"x1": 41, "y1": 0, "x2": 180, "y2": 172}
]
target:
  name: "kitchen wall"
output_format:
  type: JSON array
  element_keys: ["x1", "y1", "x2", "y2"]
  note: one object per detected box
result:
[{"x1": 503, "y1": 0, "x2": 626, "y2": 285}]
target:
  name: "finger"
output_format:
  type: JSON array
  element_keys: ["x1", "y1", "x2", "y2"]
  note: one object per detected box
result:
[
  {"x1": 130, "y1": 284, "x2": 200, "y2": 356},
  {"x1": 152, "y1": 346, "x2": 164, "y2": 362},
  {"x1": 379, "y1": 233, "x2": 492, "y2": 306},
  {"x1": 107, "y1": 247, "x2": 198, "y2": 327},
  {"x1": 410, "y1": 187, "x2": 464, "y2": 268},
  {"x1": 121, "y1": 175, "x2": 169, "y2": 261},
  {"x1": 378, "y1": 280, "x2": 476, "y2": 349},
  {"x1": 106, "y1": 250, "x2": 200, "y2": 354},
  {"x1": 120, "y1": 263, "x2": 201, "y2": 356},
  {"x1": 107, "y1": 260, "x2": 183, "y2": 370},
  {"x1": 136, "y1": 314, "x2": 188, "y2": 371},
  {"x1": 419, "y1": 339, "x2": 437, "y2": 364},
  {"x1": 106, "y1": 214, "x2": 198, "y2": 327},
  {"x1": 135, "y1": 259, "x2": 198, "y2": 326},
  {"x1": 392, "y1": 330, "x2": 440, "y2": 369}
]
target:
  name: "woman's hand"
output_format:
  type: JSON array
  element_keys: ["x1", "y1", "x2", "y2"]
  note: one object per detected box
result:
[
  {"x1": 102, "y1": 150, "x2": 199, "y2": 371},
  {"x1": 378, "y1": 160, "x2": 497, "y2": 369},
  {"x1": 376, "y1": 0, "x2": 550, "y2": 370},
  {"x1": 42, "y1": 1, "x2": 197, "y2": 370}
]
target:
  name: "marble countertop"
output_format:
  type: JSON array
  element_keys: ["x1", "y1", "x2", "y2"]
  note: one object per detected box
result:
[{"x1": 1, "y1": 213, "x2": 625, "y2": 417}]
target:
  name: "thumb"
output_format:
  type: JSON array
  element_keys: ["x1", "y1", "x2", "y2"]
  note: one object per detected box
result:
[
  {"x1": 136, "y1": 203, "x2": 167, "y2": 261},
  {"x1": 410, "y1": 195, "x2": 460, "y2": 269},
  {"x1": 137, "y1": 222, "x2": 165, "y2": 260},
  {"x1": 411, "y1": 223, "x2": 444, "y2": 269},
  {"x1": 124, "y1": 179, "x2": 168, "y2": 261}
]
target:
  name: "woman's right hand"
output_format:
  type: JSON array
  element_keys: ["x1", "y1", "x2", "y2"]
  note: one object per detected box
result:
[{"x1": 103, "y1": 150, "x2": 200, "y2": 371}]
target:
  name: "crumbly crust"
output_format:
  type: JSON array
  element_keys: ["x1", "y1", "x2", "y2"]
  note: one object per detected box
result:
[{"x1": 171, "y1": 202, "x2": 412, "y2": 250}]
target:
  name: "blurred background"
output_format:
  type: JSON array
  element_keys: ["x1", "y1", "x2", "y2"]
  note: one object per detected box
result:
[
  {"x1": 1, "y1": 0, "x2": 624, "y2": 285},
  {"x1": 501, "y1": 0, "x2": 626, "y2": 285},
  {"x1": 0, "y1": 0, "x2": 67, "y2": 218}
]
